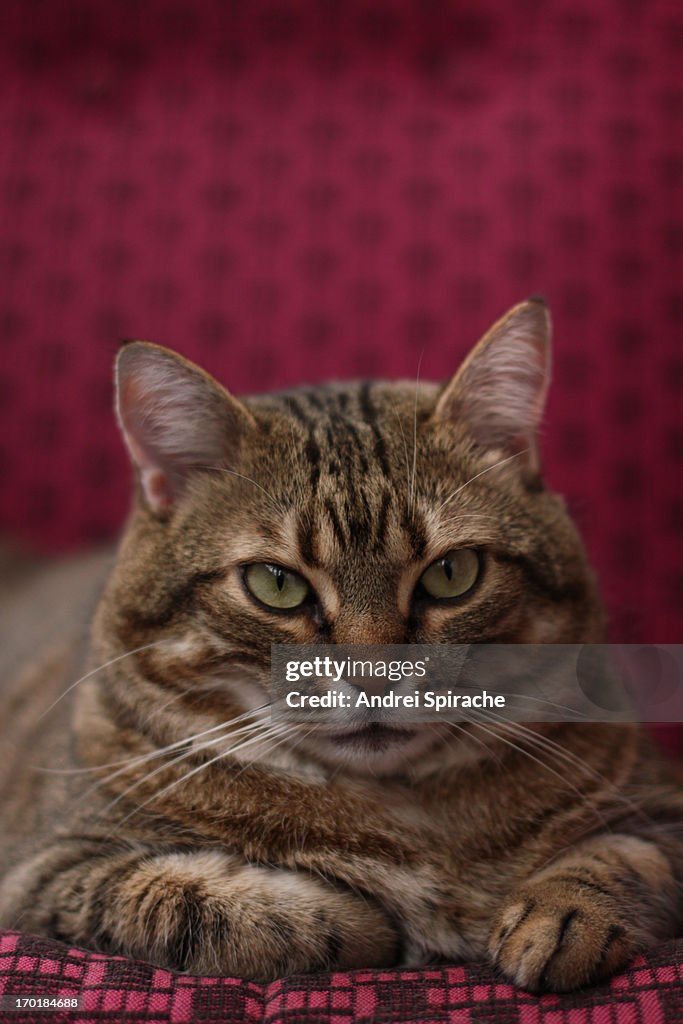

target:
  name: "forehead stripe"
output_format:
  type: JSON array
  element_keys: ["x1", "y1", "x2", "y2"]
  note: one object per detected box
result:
[
  {"x1": 324, "y1": 497, "x2": 348, "y2": 548},
  {"x1": 296, "y1": 516, "x2": 318, "y2": 567},
  {"x1": 374, "y1": 490, "x2": 392, "y2": 553},
  {"x1": 358, "y1": 382, "x2": 391, "y2": 476},
  {"x1": 285, "y1": 396, "x2": 315, "y2": 426},
  {"x1": 304, "y1": 433, "x2": 321, "y2": 488}
]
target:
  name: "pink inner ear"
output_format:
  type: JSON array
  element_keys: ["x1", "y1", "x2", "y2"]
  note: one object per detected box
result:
[
  {"x1": 140, "y1": 467, "x2": 173, "y2": 511},
  {"x1": 118, "y1": 373, "x2": 176, "y2": 512},
  {"x1": 434, "y1": 301, "x2": 551, "y2": 461},
  {"x1": 121, "y1": 424, "x2": 175, "y2": 512},
  {"x1": 116, "y1": 341, "x2": 257, "y2": 514},
  {"x1": 469, "y1": 336, "x2": 547, "y2": 447}
]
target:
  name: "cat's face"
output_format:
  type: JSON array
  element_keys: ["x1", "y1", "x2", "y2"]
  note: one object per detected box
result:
[{"x1": 95, "y1": 300, "x2": 603, "y2": 776}]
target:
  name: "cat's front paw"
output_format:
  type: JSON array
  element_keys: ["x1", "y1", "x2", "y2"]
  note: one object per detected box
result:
[{"x1": 489, "y1": 879, "x2": 633, "y2": 993}]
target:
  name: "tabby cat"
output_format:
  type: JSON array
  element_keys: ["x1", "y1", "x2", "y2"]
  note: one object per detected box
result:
[{"x1": 1, "y1": 299, "x2": 682, "y2": 992}]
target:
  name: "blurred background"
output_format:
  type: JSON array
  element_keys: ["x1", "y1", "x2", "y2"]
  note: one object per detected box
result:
[{"x1": 0, "y1": 0, "x2": 681, "y2": 641}]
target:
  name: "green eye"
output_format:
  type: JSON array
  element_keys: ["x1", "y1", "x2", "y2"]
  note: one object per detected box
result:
[
  {"x1": 419, "y1": 549, "x2": 480, "y2": 600},
  {"x1": 244, "y1": 563, "x2": 311, "y2": 610}
]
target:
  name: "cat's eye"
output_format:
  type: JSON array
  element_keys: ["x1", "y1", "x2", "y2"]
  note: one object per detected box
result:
[
  {"x1": 243, "y1": 563, "x2": 311, "y2": 610},
  {"x1": 419, "y1": 549, "x2": 480, "y2": 601}
]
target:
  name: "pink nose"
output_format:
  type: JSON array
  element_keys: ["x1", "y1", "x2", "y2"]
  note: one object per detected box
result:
[{"x1": 344, "y1": 675, "x2": 395, "y2": 700}]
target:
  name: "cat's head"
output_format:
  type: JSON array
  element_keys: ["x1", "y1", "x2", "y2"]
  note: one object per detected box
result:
[{"x1": 94, "y1": 300, "x2": 603, "y2": 776}]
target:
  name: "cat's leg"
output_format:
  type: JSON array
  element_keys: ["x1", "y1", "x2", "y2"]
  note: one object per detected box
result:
[
  {"x1": 489, "y1": 833, "x2": 680, "y2": 992},
  {"x1": 0, "y1": 841, "x2": 399, "y2": 979}
]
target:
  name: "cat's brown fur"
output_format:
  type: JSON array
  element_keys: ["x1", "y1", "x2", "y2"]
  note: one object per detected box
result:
[{"x1": 1, "y1": 300, "x2": 682, "y2": 991}]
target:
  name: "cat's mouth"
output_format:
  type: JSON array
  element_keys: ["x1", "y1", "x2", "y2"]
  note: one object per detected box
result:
[{"x1": 326, "y1": 723, "x2": 418, "y2": 749}]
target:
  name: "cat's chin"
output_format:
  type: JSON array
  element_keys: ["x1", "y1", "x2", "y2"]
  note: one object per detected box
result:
[{"x1": 301, "y1": 722, "x2": 439, "y2": 776}]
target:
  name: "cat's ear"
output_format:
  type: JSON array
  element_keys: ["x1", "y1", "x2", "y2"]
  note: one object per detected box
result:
[
  {"x1": 435, "y1": 298, "x2": 551, "y2": 469},
  {"x1": 115, "y1": 341, "x2": 255, "y2": 513}
]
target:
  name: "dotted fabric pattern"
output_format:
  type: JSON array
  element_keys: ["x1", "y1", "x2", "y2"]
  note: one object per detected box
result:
[{"x1": 0, "y1": 0, "x2": 682, "y2": 641}]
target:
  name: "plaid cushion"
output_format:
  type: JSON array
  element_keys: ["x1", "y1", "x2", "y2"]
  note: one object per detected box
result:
[{"x1": 0, "y1": 930, "x2": 681, "y2": 1023}]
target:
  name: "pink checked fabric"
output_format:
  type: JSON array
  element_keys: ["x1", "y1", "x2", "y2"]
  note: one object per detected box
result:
[{"x1": 0, "y1": 930, "x2": 682, "y2": 1024}]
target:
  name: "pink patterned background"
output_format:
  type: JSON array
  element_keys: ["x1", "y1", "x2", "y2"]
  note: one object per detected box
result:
[{"x1": 0, "y1": 0, "x2": 682, "y2": 646}]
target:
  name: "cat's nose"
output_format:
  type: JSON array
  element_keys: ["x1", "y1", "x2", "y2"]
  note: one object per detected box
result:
[{"x1": 344, "y1": 676, "x2": 394, "y2": 699}]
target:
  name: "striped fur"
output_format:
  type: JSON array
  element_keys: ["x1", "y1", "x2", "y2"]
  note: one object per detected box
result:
[{"x1": 1, "y1": 300, "x2": 682, "y2": 991}]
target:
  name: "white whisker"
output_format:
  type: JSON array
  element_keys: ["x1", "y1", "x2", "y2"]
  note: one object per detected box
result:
[
  {"x1": 410, "y1": 351, "x2": 424, "y2": 514},
  {"x1": 483, "y1": 716, "x2": 647, "y2": 821},
  {"x1": 82, "y1": 710, "x2": 271, "y2": 805},
  {"x1": 37, "y1": 703, "x2": 270, "y2": 778},
  {"x1": 202, "y1": 465, "x2": 300, "y2": 526},
  {"x1": 104, "y1": 722, "x2": 292, "y2": 835},
  {"x1": 391, "y1": 405, "x2": 412, "y2": 514},
  {"x1": 435, "y1": 449, "x2": 530, "y2": 515},
  {"x1": 37, "y1": 641, "x2": 172, "y2": 722},
  {"x1": 461, "y1": 712, "x2": 614, "y2": 831},
  {"x1": 94, "y1": 718, "x2": 277, "y2": 820}
]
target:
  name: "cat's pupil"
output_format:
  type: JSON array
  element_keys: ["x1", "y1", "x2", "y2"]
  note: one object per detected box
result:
[
  {"x1": 442, "y1": 558, "x2": 453, "y2": 581},
  {"x1": 274, "y1": 567, "x2": 285, "y2": 592}
]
